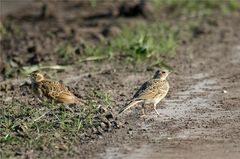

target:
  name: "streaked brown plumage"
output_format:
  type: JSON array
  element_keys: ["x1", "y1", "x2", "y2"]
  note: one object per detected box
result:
[
  {"x1": 119, "y1": 69, "x2": 171, "y2": 117},
  {"x1": 30, "y1": 72, "x2": 82, "y2": 104}
]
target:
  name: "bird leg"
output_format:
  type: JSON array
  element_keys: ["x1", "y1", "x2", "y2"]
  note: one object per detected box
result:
[
  {"x1": 140, "y1": 103, "x2": 146, "y2": 118},
  {"x1": 153, "y1": 103, "x2": 161, "y2": 117}
]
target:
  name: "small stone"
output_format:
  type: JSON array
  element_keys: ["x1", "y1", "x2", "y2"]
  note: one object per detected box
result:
[
  {"x1": 4, "y1": 97, "x2": 12, "y2": 102},
  {"x1": 92, "y1": 127, "x2": 98, "y2": 134},
  {"x1": 102, "y1": 26, "x2": 121, "y2": 37},
  {"x1": 100, "y1": 122, "x2": 107, "y2": 129},
  {"x1": 97, "y1": 126, "x2": 104, "y2": 135},
  {"x1": 118, "y1": 0, "x2": 153, "y2": 18},
  {"x1": 223, "y1": 90, "x2": 227, "y2": 93},
  {"x1": 127, "y1": 128, "x2": 133, "y2": 135}
]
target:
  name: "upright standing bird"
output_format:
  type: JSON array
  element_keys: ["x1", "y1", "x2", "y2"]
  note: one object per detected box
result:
[
  {"x1": 119, "y1": 69, "x2": 171, "y2": 117},
  {"x1": 30, "y1": 72, "x2": 82, "y2": 104}
]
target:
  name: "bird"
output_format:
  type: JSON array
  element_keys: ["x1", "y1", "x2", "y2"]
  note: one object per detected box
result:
[
  {"x1": 119, "y1": 69, "x2": 171, "y2": 117},
  {"x1": 29, "y1": 72, "x2": 82, "y2": 104}
]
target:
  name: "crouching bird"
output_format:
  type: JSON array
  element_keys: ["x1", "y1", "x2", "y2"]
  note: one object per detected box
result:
[
  {"x1": 119, "y1": 69, "x2": 171, "y2": 117},
  {"x1": 29, "y1": 72, "x2": 83, "y2": 104}
]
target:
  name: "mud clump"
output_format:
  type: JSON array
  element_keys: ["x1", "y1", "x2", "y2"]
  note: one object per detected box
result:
[
  {"x1": 91, "y1": 106, "x2": 122, "y2": 136},
  {"x1": 119, "y1": 0, "x2": 153, "y2": 18},
  {"x1": 102, "y1": 26, "x2": 121, "y2": 37}
]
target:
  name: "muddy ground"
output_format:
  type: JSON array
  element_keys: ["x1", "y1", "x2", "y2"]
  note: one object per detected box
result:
[{"x1": 0, "y1": 1, "x2": 240, "y2": 159}]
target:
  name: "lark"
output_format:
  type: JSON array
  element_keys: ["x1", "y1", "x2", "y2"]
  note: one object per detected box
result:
[
  {"x1": 119, "y1": 69, "x2": 171, "y2": 117},
  {"x1": 30, "y1": 72, "x2": 82, "y2": 104}
]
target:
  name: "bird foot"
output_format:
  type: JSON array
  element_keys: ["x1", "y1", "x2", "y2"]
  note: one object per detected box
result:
[
  {"x1": 140, "y1": 108, "x2": 147, "y2": 119},
  {"x1": 140, "y1": 114, "x2": 147, "y2": 119},
  {"x1": 155, "y1": 112, "x2": 169, "y2": 118}
]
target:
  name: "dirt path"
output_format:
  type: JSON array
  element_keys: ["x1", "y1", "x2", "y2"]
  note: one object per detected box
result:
[
  {"x1": 0, "y1": 0, "x2": 33, "y2": 16},
  {"x1": 87, "y1": 14, "x2": 240, "y2": 159}
]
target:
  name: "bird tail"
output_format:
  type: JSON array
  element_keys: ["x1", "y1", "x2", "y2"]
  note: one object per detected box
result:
[{"x1": 118, "y1": 100, "x2": 142, "y2": 114}]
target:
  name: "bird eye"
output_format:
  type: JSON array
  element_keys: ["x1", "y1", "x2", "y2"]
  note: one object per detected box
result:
[{"x1": 162, "y1": 71, "x2": 166, "y2": 74}]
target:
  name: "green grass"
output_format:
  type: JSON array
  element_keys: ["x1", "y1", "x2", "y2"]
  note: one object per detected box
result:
[
  {"x1": 0, "y1": 22, "x2": 21, "y2": 40},
  {"x1": 0, "y1": 22, "x2": 12, "y2": 39},
  {"x1": 152, "y1": 0, "x2": 240, "y2": 16},
  {"x1": 109, "y1": 23, "x2": 178, "y2": 60},
  {"x1": 54, "y1": 42, "x2": 110, "y2": 64},
  {"x1": 94, "y1": 90, "x2": 112, "y2": 108},
  {"x1": 89, "y1": 0, "x2": 97, "y2": 7},
  {"x1": 0, "y1": 99, "x2": 99, "y2": 158},
  {"x1": 54, "y1": 43, "x2": 79, "y2": 64},
  {"x1": 82, "y1": 22, "x2": 179, "y2": 62},
  {"x1": 100, "y1": 0, "x2": 239, "y2": 61},
  {"x1": 0, "y1": 88, "x2": 113, "y2": 158},
  {"x1": 52, "y1": 0, "x2": 240, "y2": 63}
]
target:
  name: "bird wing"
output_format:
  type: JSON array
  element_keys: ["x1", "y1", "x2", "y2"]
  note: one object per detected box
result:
[
  {"x1": 56, "y1": 91, "x2": 79, "y2": 104},
  {"x1": 134, "y1": 79, "x2": 168, "y2": 100},
  {"x1": 133, "y1": 81, "x2": 149, "y2": 98},
  {"x1": 41, "y1": 80, "x2": 79, "y2": 104},
  {"x1": 119, "y1": 80, "x2": 159, "y2": 114}
]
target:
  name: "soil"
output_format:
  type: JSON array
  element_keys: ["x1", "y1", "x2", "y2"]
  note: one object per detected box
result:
[{"x1": 0, "y1": 1, "x2": 240, "y2": 159}]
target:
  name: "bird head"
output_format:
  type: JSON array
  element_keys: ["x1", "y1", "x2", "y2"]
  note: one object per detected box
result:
[
  {"x1": 153, "y1": 69, "x2": 171, "y2": 80},
  {"x1": 30, "y1": 72, "x2": 45, "y2": 83}
]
